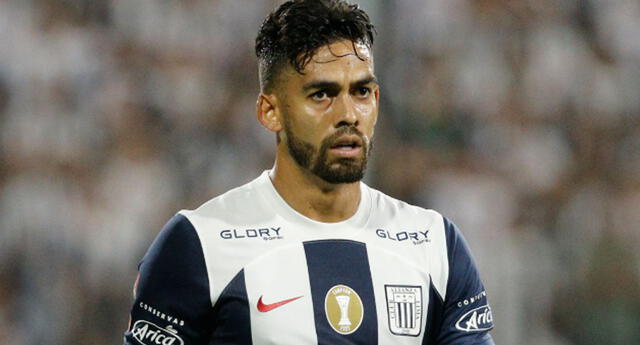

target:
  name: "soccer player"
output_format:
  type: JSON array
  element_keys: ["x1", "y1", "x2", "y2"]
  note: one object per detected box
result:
[{"x1": 124, "y1": 1, "x2": 495, "y2": 344}]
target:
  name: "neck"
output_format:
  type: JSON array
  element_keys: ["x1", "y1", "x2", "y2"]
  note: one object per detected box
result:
[{"x1": 270, "y1": 152, "x2": 362, "y2": 223}]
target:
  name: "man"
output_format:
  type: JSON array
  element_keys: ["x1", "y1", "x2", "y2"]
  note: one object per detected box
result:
[{"x1": 124, "y1": 1, "x2": 495, "y2": 344}]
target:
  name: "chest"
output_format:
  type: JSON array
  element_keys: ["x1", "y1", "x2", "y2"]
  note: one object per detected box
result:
[{"x1": 211, "y1": 239, "x2": 445, "y2": 344}]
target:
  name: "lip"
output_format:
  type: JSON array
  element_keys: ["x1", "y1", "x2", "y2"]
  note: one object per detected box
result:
[
  {"x1": 328, "y1": 135, "x2": 364, "y2": 158},
  {"x1": 331, "y1": 135, "x2": 363, "y2": 148},
  {"x1": 329, "y1": 145, "x2": 362, "y2": 157}
]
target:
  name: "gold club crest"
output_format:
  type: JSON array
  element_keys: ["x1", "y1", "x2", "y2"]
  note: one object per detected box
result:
[{"x1": 324, "y1": 284, "x2": 364, "y2": 335}]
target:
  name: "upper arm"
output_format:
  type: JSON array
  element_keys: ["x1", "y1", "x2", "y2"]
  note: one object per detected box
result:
[
  {"x1": 123, "y1": 214, "x2": 214, "y2": 345},
  {"x1": 437, "y1": 217, "x2": 495, "y2": 344}
]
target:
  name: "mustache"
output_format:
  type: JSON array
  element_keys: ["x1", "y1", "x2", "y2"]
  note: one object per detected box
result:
[
  {"x1": 323, "y1": 126, "x2": 365, "y2": 146},
  {"x1": 316, "y1": 126, "x2": 372, "y2": 160}
]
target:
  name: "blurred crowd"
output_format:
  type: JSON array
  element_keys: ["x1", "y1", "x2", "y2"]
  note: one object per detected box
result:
[{"x1": 0, "y1": 0, "x2": 638, "y2": 344}]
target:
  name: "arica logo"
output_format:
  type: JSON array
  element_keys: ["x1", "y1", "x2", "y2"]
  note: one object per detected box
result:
[
  {"x1": 131, "y1": 320, "x2": 184, "y2": 345},
  {"x1": 455, "y1": 305, "x2": 494, "y2": 332}
]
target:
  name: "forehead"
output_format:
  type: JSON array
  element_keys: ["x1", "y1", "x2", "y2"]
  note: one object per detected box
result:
[
  {"x1": 285, "y1": 40, "x2": 374, "y2": 86},
  {"x1": 310, "y1": 40, "x2": 372, "y2": 66}
]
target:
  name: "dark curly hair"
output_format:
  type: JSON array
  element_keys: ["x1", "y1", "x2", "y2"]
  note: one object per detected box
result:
[{"x1": 255, "y1": 0, "x2": 376, "y2": 93}]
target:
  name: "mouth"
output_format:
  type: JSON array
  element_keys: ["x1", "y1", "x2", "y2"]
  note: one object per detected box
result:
[{"x1": 329, "y1": 135, "x2": 363, "y2": 157}]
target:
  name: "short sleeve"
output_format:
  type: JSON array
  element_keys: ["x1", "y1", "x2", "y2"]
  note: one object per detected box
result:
[
  {"x1": 123, "y1": 214, "x2": 214, "y2": 345},
  {"x1": 437, "y1": 217, "x2": 495, "y2": 345}
]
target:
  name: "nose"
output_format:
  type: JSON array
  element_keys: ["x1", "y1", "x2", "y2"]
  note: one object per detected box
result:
[{"x1": 333, "y1": 93, "x2": 359, "y2": 128}]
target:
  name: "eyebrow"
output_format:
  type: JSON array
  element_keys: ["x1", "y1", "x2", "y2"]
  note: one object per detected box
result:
[{"x1": 302, "y1": 76, "x2": 378, "y2": 93}]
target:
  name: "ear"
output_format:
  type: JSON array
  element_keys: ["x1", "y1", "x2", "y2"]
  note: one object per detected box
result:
[
  {"x1": 371, "y1": 86, "x2": 380, "y2": 131},
  {"x1": 256, "y1": 93, "x2": 282, "y2": 133},
  {"x1": 374, "y1": 85, "x2": 380, "y2": 106}
]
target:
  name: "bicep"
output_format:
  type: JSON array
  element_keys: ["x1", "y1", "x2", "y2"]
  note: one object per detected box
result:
[
  {"x1": 123, "y1": 214, "x2": 213, "y2": 345},
  {"x1": 436, "y1": 217, "x2": 494, "y2": 345},
  {"x1": 475, "y1": 334, "x2": 496, "y2": 345}
]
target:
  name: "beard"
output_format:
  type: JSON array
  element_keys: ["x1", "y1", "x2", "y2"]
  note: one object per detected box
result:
[{"x1": 284, "y1": 121, "x2": 372, "y2": 184}]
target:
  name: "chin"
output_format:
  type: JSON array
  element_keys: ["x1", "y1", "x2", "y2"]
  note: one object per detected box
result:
[{"x1": 314, "y1": 160, "x2": 367, "y2": 184}]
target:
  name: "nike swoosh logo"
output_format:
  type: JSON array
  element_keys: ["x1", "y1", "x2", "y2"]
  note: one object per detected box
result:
[{"x1": 257, "y1": 295, "x2": 303, "y2": 312}]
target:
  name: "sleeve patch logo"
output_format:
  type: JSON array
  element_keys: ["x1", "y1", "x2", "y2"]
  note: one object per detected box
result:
[
  {"x1": 132, "y1": 320, "x2": 184, "y2": 345},
  {"x1": 457, "y1": 290, "x2": 487, "y2": 308},
  {"x1": 455, "y1": 305, "x2": 494, "y2": 332},
  {"x1": 385, "y1": 285, "x2": 423, "y2": 336}
]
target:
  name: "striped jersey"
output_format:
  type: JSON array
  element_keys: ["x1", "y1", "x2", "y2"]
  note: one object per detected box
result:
[{"x1": 124, "y1": 171, "x2": 495, "y2": 345}]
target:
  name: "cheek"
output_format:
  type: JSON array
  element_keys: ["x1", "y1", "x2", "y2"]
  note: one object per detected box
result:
[
  {"x1": 301, "y1": 103, "x2": 326, "y2": 120},
  {"x1": 299, "y1": 104, "x2": 333, "y2": 132},
  {"x1": 356, "y1": 101, "x2": 378, "y2": 135},
  {"x1": 286, "y1": 106, "x2": 326, "y2": 143}
]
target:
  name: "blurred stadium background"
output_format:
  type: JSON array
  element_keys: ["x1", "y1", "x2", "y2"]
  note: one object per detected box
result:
[{"x1": 0, "y1": 0, "x2": 639, "y2": 344}]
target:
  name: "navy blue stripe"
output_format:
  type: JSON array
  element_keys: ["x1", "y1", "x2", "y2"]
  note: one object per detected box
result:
[
  {"x1": 422, "y1": 279, "x2": 444, "y2": 345},
  {"x1": 125, "y1": 214, "x2": 213, "y2": 344},
  {"x1": 439, "y1": 217, "x2": 494, "y2": 343},
  {"x1": 443, "y1": 217, "x2": 484, "y2": 306},
  {"x1": 210, "y1": 269, "x2": 252, "y2": 345},
  {"x1": 304, "y1": 240, "x2": 378, "y2": 345}
]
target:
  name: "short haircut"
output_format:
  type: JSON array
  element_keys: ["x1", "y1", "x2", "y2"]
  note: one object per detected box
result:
[{"x1": 255, "y1": 0, "x2": 376, "y2": 93}]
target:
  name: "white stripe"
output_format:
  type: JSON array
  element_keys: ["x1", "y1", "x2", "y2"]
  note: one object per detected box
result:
[
  {"x1": 367, "y1": 243, "x2": 429, "y2": 342},
  {"x1": 403, "y1": 303, "x2": 409, "y2": 328},
  {"x1": 411, "y1": 302, "x2": 415, "y2": 328},
  {"x1": 244, "y1": 243, "x2": 317, "y2": 344}
]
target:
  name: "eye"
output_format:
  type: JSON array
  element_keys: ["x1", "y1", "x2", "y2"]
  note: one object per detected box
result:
[
  {"x1": 355, "y1": 87, "x2": 371, "y2": 98},
  {"x1": 310, "y1": 90, "x2": 329, "y2": 102}
]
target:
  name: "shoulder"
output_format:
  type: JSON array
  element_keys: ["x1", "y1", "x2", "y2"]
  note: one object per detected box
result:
[
  {"x1": 179, "y1": 172, "x2": 272, "y2": 227},
  {"x1": 365, "y1": 183, "x2": 443, "y2": 229}
]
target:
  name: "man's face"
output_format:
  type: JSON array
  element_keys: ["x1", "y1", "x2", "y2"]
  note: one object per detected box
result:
[{"x1": 276, "y1": 40, "x2": 379, "y2": 184}]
